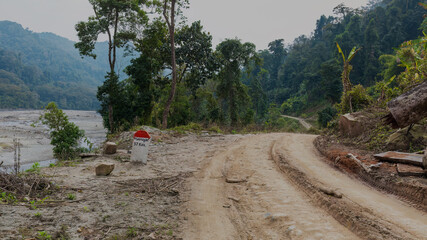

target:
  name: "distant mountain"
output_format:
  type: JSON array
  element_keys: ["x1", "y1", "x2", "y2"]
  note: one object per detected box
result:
[{"x1": 0, "y1": 21, "x2": 132, "y2": 110}]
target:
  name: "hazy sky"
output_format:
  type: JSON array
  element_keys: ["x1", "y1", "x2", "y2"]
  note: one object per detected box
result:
[{"x1": 0, "y1": 0, "x2": 370, "y2": 50}]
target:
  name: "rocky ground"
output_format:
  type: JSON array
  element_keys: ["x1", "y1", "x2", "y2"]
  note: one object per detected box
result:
[
  {"x1": 1, "y1": 122, "x2": 426, "y2": 239},
  {"x1": 0, "y1": 129, "x2": 242, "y2": 239}
]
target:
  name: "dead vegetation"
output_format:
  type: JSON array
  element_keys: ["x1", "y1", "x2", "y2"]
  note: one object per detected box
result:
[{"x1": 0, "y1": 171, "x2": 54, "y2": 202}]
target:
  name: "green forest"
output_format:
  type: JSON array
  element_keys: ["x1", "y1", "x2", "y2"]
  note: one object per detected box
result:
[
  {"x1": 0, "y1": 21, "x2": 131, "y2": 109},
  {"x1": 1, "y1": 0, "x2": 426, "y2": 133}
]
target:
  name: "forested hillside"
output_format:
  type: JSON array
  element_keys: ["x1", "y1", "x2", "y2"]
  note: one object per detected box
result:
[
  {"x1": 0, "y1": 21, "x2": 130, "y2": 109},
  {"x1": 1, "y1": 0, "x2": 425, "y2": 129},
  {"x1": 87, "y1": 0, "x2": 425, "y2": 132},
  {"x1": 250, "y1": 0, "x2": 425, "y2": 116}
]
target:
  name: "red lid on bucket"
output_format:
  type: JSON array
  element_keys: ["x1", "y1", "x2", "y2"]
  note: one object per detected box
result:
[{"x1": 134, "y1": 130, "x2": 151, "y2": 139}]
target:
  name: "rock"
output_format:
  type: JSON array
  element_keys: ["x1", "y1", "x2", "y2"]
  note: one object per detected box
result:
[
  {"x1": 95, "y1": 163, "x2": 115, "y2": 176},
  {"x1": 386, "y1": 124, "x2": 427, "y2": 151},
  {"x1": 104, "y1": 142, "x2": 117, "y2": 154},
  {"x1": 396, "y1": 164, "x2": 425, "y2": 177},
  {"x1": 386, "y1": 131, "x2": 411, "y2": 151},
  {"x1": 339, "y1": 112, "x2": 368, "y2": 137},
  {"x1": 148, "y1": 232, "x2": 156, "y2": 239}
]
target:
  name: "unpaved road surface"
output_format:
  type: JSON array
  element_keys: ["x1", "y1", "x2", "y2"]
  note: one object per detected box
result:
[
  {"x1": 281, "y1": 115, "x2": 312, "y2": 129},
  {"x1": 1, "y1": 131, "x2": 426, "y2": 239},
  {"x1": 183, "y1": 133, "x2": 427, "y2": 239}
]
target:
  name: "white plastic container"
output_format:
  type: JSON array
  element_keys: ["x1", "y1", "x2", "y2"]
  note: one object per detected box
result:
[{"x1": 131, "y1": 130, "x2": 151, "y2": 164}]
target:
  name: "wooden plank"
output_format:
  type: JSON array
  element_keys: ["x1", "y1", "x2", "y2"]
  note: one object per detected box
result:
[
  {"x1": 396, "y1": 164, "x2": 425, "y2": 177},
  {"x1": 374, "y1": 151, "x2": 423, "y2": 167}
]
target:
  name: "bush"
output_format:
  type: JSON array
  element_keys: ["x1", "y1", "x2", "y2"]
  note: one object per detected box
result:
[
  {"x1": 39, "y1": 102, "x2": 85, "y2": 160},
  {"x1": 337, "y1": 84, "x2": 372, "y2": 113},
  {"x1": 318, "y1": 107, "x2": 338, "y2": 128}
]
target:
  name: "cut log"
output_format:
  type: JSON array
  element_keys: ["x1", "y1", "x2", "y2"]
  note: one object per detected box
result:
[
  {"x1": 385, "y1": 81, "x2": 427, "y2": 128},
  {"x1": 396, "y1": 164, "x2": 425, "y2": 177},
  {"x1": 374, "y1": 151, "x2": 423, "y2": 167},
  {"x1": 424, "y1": 149, "x2": 427, "y2": 169}
]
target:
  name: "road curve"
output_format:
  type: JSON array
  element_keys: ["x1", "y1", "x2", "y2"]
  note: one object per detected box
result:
[
  {"x1": 182, "y1": 133, "x2": 427, "y2": 239},
  {"x1": 281, "y1": 115, "x2": 312, "y2": 129}
]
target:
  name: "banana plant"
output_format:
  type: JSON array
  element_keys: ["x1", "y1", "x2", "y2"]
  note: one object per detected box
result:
[{"x1": 336, "y1": 42, "x2": 361, "y2": 113}]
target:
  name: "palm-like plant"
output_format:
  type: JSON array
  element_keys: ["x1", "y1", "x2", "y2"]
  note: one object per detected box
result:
[{"x1": 336, "y1": 42, "x2": 361, "y2": 113}]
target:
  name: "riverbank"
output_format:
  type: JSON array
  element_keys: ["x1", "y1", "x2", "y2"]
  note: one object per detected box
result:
[{"x1": 0, "y1": 110, "x2": 106, "y2": 169}]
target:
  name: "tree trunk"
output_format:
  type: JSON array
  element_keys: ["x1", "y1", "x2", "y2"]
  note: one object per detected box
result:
[
  {"x1": 108, "y1": 104, "x2": 114, "y2": 133},
  {"x1": 162, "y1": 0, "x2": 177, "y2": 129},
  {"x1": 385, "y1": 81, "x2": 427, "y2": 128}
]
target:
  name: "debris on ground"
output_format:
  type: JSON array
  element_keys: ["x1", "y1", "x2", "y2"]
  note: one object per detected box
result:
[
  {"x1": 95, "y1": 163, "x2": 115, "y2": 176},
  {"x1": 374, "y1": 151, "x2": 424, "y2": 167}
]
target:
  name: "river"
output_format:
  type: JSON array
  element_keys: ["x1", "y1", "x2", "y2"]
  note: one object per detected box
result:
[{"x1": 0, "y1": 110, "x2": 106, "y2": 170}]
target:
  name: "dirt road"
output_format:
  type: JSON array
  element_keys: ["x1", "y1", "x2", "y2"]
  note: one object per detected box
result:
[
  {"x1": 183, "y1": 133, "x2": 427, "y2": 239},
  {"x1": 281, "y1": 115, "x2": 312, "y2": 129}
]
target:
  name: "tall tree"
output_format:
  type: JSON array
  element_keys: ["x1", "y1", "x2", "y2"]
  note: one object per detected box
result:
[
  {"x1": 75, "y1": 0, "x2": 147, "y2": 132},
  {"x1": 267, "y1": 39, "x2": 287, "y2": 90},
  {"x1": 159, "y1": 0, "x2": 189, "y2": 129},
  {"x1": 176, "y1": 21, "x2": 216, "y2": 95},
  {"x1": 216, "y1": 39, "x2": 258, "y2": 125}
]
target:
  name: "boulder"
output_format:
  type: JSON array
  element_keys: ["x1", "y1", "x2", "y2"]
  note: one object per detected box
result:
[
  {"x1": 339, "y1": 113, "x2": 367, "y2": 137},
  {"x1": 104, "y1": 142, "x2": 117, "y2": 154},
  {"x1": 95, "y1": 163, "x2": 115, "y2": 176},
  {"x1": 386, "y1": 124, "x2": 427, "y2": 151}
]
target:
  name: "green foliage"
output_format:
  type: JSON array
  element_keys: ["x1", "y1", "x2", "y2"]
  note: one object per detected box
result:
[
  {"x1": 126, "y1": 227, "x2": 138, "y2": 238},
  {"x1": 25, "y1": 162, "x2": 41, "y2": 174},
  {"x1": 66, "y1": 193, "x2": 76, "y2": 200},
  {"x1": 0, "y1": 21, "x2": 131, "y2": 110},
  {"x1": 36, "y1": 231, "x2": 52, "y2": 240},
  {"x1": 39, "y1": 102, "x2": 85, "y2": 160},
  {"x1": 337, "y1": 84, "x2": 372, "y2": 113},
  {"x1": 216, "y1": 39, "x2": 258, "y2": 126},
  {"x1": 318, "y1": 107, "x2": 338, "y2": 128},
  {"x1": 0, "y1": 192, "x2": 17, "y2": 204},
  {"x1": 170, "y1": 122, "x2": 202, "y2": 134},
  {"x1": 394, "y1": 35, "x2": 427, "y2": 91},
  {"x1": 260, "y1": 1, "x2": 425, "y2": 116}
]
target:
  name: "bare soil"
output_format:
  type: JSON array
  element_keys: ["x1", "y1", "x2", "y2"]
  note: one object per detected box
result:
[
  {"x1": 0, "y1": 132, "x2": 242, "y2": 239},
  {"x1": 315, "y1": 135, "x2": 427, "y2": 211},
  {"x1": 1, "y1": 132, "x2": 426, "y2": 239}
]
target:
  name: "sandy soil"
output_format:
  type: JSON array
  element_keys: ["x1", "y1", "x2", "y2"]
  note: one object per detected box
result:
[
  {"x1": 1, "y1": 131, "x2": 426, "y2": 239},
  {"x1": 183, "y1": 133, "x2": 427, "y2": 239},
  {"x1": 0, "y1": 132, "x2": 242, "y2": 239}
]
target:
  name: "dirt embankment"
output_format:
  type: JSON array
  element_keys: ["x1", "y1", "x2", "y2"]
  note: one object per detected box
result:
[
  {"x1": 183, "y1": 133, "x2": 427, "y2": 239},
  {"x1": 314, "y1": 135, "x2": 427, "y2": 211}
]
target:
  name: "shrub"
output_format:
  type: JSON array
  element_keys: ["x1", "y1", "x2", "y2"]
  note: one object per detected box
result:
[
  {"x1": 318, "y1": 107, "x2": 338, "y2": 128},
  {"x1": 39, "y1": 102, "x2": 85, "y2": 160},
  {"x1": 337, "y1": 84, "x2": 372, "y2": 113}
]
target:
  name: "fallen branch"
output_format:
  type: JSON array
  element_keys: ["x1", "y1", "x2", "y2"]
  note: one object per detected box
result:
[
  {"x1": 228, "y1": 196, "x2": 240, "y2": 202},
  {"x1": 347, "y1": 153, "x2": 371, "y2": 173}
]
